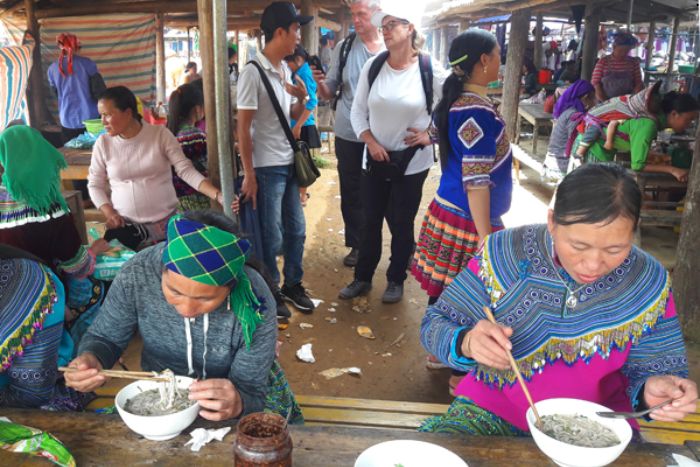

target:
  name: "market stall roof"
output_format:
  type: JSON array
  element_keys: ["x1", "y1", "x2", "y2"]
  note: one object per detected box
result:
[
  {"x1": 0, "y1": 0, "x2": 345, "y2": 31},
  {"x1": 424, "y1": 0, "x2": 698, "y2": 26}
]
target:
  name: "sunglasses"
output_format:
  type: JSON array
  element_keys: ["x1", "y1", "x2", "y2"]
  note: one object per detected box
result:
[{"x1": 380, "y1": 19, "x2": 409, "y2": 32}]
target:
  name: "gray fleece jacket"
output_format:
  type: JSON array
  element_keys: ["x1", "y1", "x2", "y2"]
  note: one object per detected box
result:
[{"x1": 77, "y1": 243, "x2": 277, "y2": 416}]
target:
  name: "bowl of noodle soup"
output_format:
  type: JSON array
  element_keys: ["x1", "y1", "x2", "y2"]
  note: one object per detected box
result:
[
  {"x1": 527, "y1": 398, "x2": 632, "y2": 467},
  {"x1": 115, "y1": 374, "x2": 199, "y2": 441}
]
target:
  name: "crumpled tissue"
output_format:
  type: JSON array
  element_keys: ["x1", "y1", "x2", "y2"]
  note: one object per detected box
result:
[
  {"x1": 184, "y1": 427, "x2": 231, "y2": 452},
  {"x1": 669, "y1": 453, "x2": 700, "y2": 467},
  {"x1": 296, "y1": 343, "x2": 316, "y2": 363}
]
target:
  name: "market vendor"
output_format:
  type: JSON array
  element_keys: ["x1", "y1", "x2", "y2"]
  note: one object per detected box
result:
[
  {"x1": 88, "y1": 86, "x2": 223, "y2": 250},
  {"x1": 64, "y1": 211, "x2": 301, "y2": 422},
  {"x1": 420, "y1": 163, "x2": 697, "y2": 435}
]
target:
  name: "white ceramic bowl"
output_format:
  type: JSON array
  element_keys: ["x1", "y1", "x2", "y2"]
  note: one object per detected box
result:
[
  {"x1": 115, "y1": 376, "x2": 199, "y2": 441},
  {"x1": 527, "y1": 398, "x2": 633, "y2": 467},
  {"x1": 355, "y1": 440, "x2": 467, "y2": 467}
]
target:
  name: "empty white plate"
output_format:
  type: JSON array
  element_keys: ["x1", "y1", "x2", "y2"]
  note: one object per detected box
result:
[{"x1": 354, "y1": 440, "x2": 468, "y2": 467}]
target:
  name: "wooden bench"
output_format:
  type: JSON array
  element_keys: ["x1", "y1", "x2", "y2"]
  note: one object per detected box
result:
[
  {"x1": 85, "y1": 390, "x2": 700, "y2": 445},
  {"x1": 516, "y1": 103, "x2": 553, "y2": 157}
]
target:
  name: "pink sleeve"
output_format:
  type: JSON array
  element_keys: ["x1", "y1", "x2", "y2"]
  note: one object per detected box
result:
[
  {"x1": 590, "y1": 58, "x2": 605, "y2": 86},
  {"x1": 161, "y1": 127, "x2": 206, "y2": 191},
  {"x1": 87, "y1": 137, "x2": 112, "y2": 209},
  {"x1": 467, "y1": 257, "x2": 480, "y2": 275},
  {"x1": 664, "y1": 292, "x2": 677, "y2": 319}
]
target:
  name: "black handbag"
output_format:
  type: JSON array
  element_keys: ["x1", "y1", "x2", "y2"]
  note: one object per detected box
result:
[
  {"x1": 366, "y1": 145, "x2": 422, "y2": 181},
  {"x1": 248, "y1": 61, "x2": 320, "y2": 188}
]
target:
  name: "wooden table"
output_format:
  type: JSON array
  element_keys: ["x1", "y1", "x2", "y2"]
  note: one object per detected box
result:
[
  {"x1": 1, "y1": 409, "x2": 695, "y2": 466},
  {"x1": 58, "y1": 147, "x2": 91, "y2": 182},
  {"x1": 516, "y1": 103, "x2": 554, "y2": 156}
]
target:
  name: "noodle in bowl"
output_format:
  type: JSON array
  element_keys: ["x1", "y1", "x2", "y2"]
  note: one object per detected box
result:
[
  {"x1": 527, "y1": 398, "x2": 632, "y2": 467},
  {"x1": 116, "y1": 375, "x2": 199, "y2": 441}
]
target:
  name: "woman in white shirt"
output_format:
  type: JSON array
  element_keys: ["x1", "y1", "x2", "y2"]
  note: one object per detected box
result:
[
  {"x1": 339, "y1": 5, "x2": 446, "y2": 304},
  {"x1": 88, "y1": 86, "x2": 222, "y2": 250}
]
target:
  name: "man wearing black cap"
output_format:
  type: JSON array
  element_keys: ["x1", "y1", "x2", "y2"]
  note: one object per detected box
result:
[{"x1": 237, "y1": 2, "x2": 316, "y2": 317}]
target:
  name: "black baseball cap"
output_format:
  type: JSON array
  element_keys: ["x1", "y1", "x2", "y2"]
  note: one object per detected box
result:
[{"x1": 260, "y1": 2, "x2": 313, "y2": 33}]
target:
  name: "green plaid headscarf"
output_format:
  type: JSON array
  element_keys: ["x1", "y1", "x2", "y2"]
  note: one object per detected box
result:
[{"x1": 163, "y1": 214, "x2": 263, "y2": 349}]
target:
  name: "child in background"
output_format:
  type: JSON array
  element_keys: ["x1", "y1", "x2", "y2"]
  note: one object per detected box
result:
[
  {"x1": 284, "y1": 45, "x2": 321, "y2": 207},
  {"x1": 167, "y1": 83, "x2": 210, "y2": 211},
  {"x1": 575, "y1": 120, "x2": 621, "y2": 158}
]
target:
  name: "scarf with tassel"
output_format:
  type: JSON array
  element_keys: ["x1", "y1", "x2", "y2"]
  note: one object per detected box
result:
[
  {"x1": 0, "y1": 126, "x2": 69, "y2": 217},
  {"x1": 57, "y1": 33, "x2": 80, "y2": 77},
  {"x1": 162, "y1": 214, "x2": 263, "y2": 350}
]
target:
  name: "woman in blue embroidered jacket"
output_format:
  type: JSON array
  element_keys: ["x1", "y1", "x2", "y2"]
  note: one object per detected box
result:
[
  {"x1": 412, "y1": 29, "x2": 513, "y2": 391},
  {"x1": 420, "y1": 163, "x2": 697, "y2": 435},
  {"x1": 0, "y1": 248, "x2": 89, "y2": 410}
]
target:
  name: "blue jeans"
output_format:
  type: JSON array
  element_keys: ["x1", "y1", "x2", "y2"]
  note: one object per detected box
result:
[{"x1": 255, "y1": 164, "x2": 306, "y2": 287}]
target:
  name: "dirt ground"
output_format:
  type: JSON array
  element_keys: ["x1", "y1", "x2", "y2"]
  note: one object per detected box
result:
[{"x1": 110, "y1": 146, "x2": 699, "y2": 405}]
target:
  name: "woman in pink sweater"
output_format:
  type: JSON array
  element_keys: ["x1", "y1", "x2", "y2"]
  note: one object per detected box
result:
[{"x1": 88, "y1": 86, "x2": 222, "y2": 249}]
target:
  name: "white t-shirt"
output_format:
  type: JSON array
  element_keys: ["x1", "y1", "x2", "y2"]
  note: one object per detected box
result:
[
  {"x1": 350, "y1": 55, "x2": 447, "y2": 176},
  {"x1": 237, "y1": 53, "x2": 297, "y2": 168}
]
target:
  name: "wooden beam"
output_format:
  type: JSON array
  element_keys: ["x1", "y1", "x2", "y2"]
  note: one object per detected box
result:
[
  {"x1": 534, "y1": 14, "x2": 543, "y2": 69},
  {"x1": 645, "y1": 19, "x2": 655, "y2": 72},
  {"x1": 666, "y1": 16, "x2": 680, "y2": 76},
  {"x1": 439, "y1": 26, "x2": 448, "y2": 72},
  {"x1": 155, "y1": 13, "x2": 166, "y2": 104},
  {"x1": 674, "y1": 124, "x2": 700, "y2": 342},
  {"x1": 501, "y1": 8, "x2": 530, "y2": 142},
  {"x1": 197, "y1": 0, "x2": 220, "y2": 201},
  {"x1": 580, "y1": 5, "x2": 601, "y2": 81},
  {"x1": 301, "y1": 0, "x2": 318, "y2": 55},
  {"x1": 24, "y1": 0, "x2": 47, "y2": 127}
]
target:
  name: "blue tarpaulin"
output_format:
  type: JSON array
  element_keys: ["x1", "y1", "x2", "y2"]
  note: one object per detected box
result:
[{"x1": 474, "y1": 15, "x2": 511, "y2": 25}]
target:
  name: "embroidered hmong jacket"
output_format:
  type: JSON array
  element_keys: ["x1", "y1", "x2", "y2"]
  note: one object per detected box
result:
[
  {"x1": 436, "y1": 90, "x2": 512, "y2": 218},
  {"x1": 420, "y1": 224, "x2": 688, "y2": 430}
]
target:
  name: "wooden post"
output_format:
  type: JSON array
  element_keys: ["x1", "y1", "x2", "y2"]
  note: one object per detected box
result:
[
  {"x1": 155, "y1": 13, "x2": 166, "y2": 104},
  {"x1": 24, "y1": 0, "x2": 47, "y2": 127},
  {"x1": 255, "y1": 29, "x2": 263, "y2": 53},
  {"x1": 301, "y1": 0, "x2": 318, "y2": 55},
  {"x1": 645, "y1": 20, "x2": 655, "y2": 73},
  {"x1": 674, "y1": 124, "x2": 700, "y2": 342},
  {"x1": 431, "y1": 29, "x2": 439, "y2": 58},
  {"x1": 580, "y1": 6, "x2": 601, "y2": 81},
  {"x1": 439, "y1": 25, "x2": 448, "y2": 70},
  {"x1": 197, "y1": 0, "x2": 221, "y2": 193},
  {"x1": 667, "y1": 16, "x2": 680, "y2": 79},
  {"x1": 459, "y1": 19, "x2": 470, "y2": 32},
  {"x1": 534, "y1": 14, "x2": 543, "y2": 69},
  {"x1": 501, "y1": 9, "x2": 530, "y2": 143}
]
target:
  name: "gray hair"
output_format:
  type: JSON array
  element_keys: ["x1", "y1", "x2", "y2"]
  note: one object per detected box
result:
[{"x1": 348, "y1": 0, "x2": 381, "y2": 8}]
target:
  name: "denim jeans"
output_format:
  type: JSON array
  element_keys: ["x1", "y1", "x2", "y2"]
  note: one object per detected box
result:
[{"x1": 255, "y1": 164, "x2": 306, "y2": 287}]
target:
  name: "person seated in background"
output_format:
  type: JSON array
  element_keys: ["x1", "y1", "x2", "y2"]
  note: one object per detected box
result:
[
  {"x1": 167, "y1": 83, "x2": 211, "y2": 212},
  {"x1": 574, "y1": 90, "x2": 699, "y2": 181},
  {"x1": 0, "y1": 245, "x2": 93, "y2": 411},
  {"x1": 0, "y1": 125, "x2": 110, "y2": 353},
  {"x1": 64, "y1": 211, "x2": 303, "y2": 423},
  {"x1": 554, "y1": 60, "x2": 578, "y2": 84},
  {"x1": 184, "y1": 62, "x2": 201, "y2": 84},
  {"x1": 522, "y1": 58, "x2": 540, "y2": 97},
  {"x1": 542, "y1": 80, "x2": 596, "y2": 180},
  {"x1": 420, "y1": 163, "x2": 697, "y2": 436},
  {"x1": 88, "y1": 86, "x2": 223, "y2": 250}
]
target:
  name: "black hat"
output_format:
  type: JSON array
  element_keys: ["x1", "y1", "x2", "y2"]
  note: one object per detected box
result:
[{"x1": 261, "y1": 2, "x2": 313, "y2": 34}]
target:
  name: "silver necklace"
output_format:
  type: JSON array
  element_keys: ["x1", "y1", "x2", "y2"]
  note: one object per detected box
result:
[{"x1": 546, "y1": 238, "x2": 587, "y2": 309}]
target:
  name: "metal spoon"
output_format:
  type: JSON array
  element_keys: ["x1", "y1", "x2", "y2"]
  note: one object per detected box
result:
[{"x1": 596, "y1": 399, "x2": 674, "y2": 419}]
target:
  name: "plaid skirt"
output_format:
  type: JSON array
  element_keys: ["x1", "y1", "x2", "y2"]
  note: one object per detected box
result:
[{"x1": 411, "y1": 199, "x2": 503, "y2": 298}]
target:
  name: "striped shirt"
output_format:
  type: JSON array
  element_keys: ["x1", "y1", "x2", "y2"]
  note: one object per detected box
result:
[{"x1": 591, "y1": 55, "x2": 642, "y2": 89}]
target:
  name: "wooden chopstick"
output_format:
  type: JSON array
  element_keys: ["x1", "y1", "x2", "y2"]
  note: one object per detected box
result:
[
  {"x1": 481, "y1": 306, "x2": 543, "y2": 428},
  {"x1": 58, "y1": 366, "x2": 168, "y2": 382}
]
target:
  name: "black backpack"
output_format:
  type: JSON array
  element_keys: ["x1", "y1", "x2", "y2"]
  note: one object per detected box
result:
[
  {"x1": 367, "y1": 51, "x2": 434, "y2": 115},
  {"x1": 330, "y1": 32, "x2": 357, "y2": 111}
]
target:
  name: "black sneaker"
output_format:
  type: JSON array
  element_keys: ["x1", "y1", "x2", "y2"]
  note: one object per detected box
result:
[
  {"x1": 382, "y1": 281, "x2": 404, "y2": 303},
  {"x1": 338, "y1": 280, "x2": 372, "y2": 299},
  {"x1": 281, "y1": 283, "x2": 315, "y2": 313},
  {"x1": 343, "y1": 248, "x2": 359, "y2": 267},
  {"x1": 273, "y1": 288, "x2": 292, "y2": 318}
]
